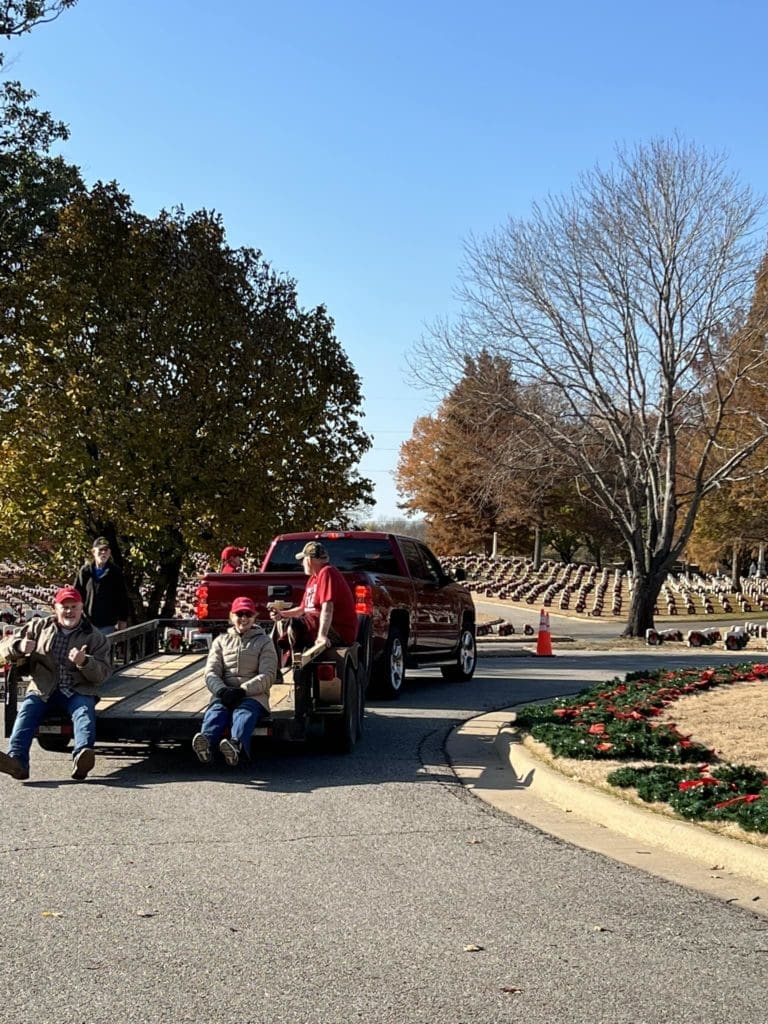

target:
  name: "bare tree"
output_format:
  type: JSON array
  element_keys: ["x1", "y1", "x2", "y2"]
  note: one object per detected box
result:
[{"x1": 414, "y1": 138, "x2": 768, "y2": 635}]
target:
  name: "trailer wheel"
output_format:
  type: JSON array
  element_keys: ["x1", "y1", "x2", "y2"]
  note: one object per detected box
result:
[
  {"x1": 355, "y1": 614, "x2": 373, "y2": 694},
  {"x1": 36, "y1": 734, "x2": 72, "y2": 753},
  {"x1": 326, "y1": 661, "x2": 361, "y2": 753},
  {"x1": 371, "y1": 626, "x2": 406, "y2": 700}
]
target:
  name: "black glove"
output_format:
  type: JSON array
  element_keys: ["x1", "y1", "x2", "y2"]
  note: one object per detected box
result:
[{"x1": 218, "y1": 687, "x2": 245, "y2": 709}]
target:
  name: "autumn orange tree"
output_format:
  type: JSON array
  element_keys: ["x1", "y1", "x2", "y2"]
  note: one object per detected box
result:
[
  {"x1": 398, "y1": 351, "x2": 624, "y2": 562},
  {"x1": 685, "y1": 254, "x2": 768, "y2": 577}
]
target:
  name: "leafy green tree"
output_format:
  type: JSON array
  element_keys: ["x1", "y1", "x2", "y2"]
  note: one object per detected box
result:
[
  {"x1": 0, "y1": 1, "x2": 76, "y2": 57},
  {"x1": 0, "y1": 183, "x2": 371, "y2": 614},
  {"x1": 0, "y1": 82, "x2": 83, "y2": 276}
]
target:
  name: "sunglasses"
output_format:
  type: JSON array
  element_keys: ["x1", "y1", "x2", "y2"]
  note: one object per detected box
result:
[
  {"x1": 233, "y1": 610, "x2": 255, "y2": 618},
  {"x1": 95, "y1": 546, "x2": 110, "y2": 552}
]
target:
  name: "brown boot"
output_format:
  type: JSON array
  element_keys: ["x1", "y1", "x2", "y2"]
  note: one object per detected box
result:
[{"x1": 0, "y1": 750, "x2": 29, "y2": 781}]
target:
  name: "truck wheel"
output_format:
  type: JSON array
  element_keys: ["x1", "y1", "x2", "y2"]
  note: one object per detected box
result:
[
  {"x1": 441, "y1": 627, "x2": 477, "y2": 681},
  {"x1": 326, "y1": 662, "x2": 360, "y2": 753},
  {"x1": 36, "y1": 734, "x2": 72, "y2": 753},
  {"x1": 372, "y1": 627, "x2": 406, "y2": 700}
]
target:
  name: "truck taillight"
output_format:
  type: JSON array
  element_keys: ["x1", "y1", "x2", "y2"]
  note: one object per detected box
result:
[
  {"x1": 355, "y1": 584, "x2": 373, "y2": 616},
  {"x1": 196, "y1": 585, "x2": 209, "y2": 620}
]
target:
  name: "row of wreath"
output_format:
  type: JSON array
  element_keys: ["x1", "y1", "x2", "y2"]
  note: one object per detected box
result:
[{"x1": 515, "y1": 663, "x2": 768, "y2": 834}]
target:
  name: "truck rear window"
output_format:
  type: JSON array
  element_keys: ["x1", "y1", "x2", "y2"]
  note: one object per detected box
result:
[{"x1": 265, "y1": 538, "x2": 403, "y2": 576}]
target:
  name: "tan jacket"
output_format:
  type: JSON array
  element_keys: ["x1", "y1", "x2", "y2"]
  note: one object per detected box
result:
[
  {"x1": 204, "y1": 624, "x2": 277, "y2": 712},
  {"x1": 0, "y1": 615, "x2": 112, "y2": 699}
]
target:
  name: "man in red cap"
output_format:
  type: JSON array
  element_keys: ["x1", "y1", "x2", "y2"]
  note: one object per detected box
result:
[
  {"x1": 220, "y1": 546, "x2": 246, "y2": 573},
  {"x1": 0, "y1": 586, "x2": 112, "y2": 782},
  {"x1": 192, "y1": 595, "x2": 277, "y2": 768},
  {"x1": 269, "y1": 541, "x2": 357, "y2": 649}
]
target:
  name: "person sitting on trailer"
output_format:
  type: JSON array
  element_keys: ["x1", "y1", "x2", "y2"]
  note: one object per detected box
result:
[
  {"x1": 269, "y1": 541, "x2": 358, "y2": 652},
  {"x1": 0, "y1": 586, "x2": 112, "y2": 782},
  {"x1": 219, "y1": 546, "x2": 246, "y2": 573},
  {"x1": 192, "y1": 596, "x2": 277, "y2": 768}
]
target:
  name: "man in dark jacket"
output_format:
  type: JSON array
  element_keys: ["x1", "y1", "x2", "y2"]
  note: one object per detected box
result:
[{"x1": 74, "y1": 537, "x2": 132, "y2": 633}]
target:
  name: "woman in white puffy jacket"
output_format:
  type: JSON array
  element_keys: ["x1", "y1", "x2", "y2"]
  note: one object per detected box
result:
[{"x1": 192, "y1": 596, "x2": 277, "y2": 768}]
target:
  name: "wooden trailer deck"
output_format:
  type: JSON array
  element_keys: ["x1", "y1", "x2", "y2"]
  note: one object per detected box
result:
[{"x1": 91, "y1": 650, "x2": 295, "y2": 743}]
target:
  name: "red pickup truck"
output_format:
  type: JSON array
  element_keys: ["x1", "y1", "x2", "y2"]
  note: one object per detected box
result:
[{"x1": 195, "y1": 531, "x2": 476, "y2": 699}]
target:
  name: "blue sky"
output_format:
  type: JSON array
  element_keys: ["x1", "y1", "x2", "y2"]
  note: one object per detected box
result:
[{"x1": 7, "y1": 0, "x2": 768, "y2": 517}]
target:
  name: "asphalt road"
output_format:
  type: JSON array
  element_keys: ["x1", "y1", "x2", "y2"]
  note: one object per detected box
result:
[{"x1": 2, "y1": 649, "x2": 767, "y2": 1024}]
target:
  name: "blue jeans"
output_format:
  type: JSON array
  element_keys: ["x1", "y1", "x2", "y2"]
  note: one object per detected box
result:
[
  {"x1": 200, "y1": 697, "x2": 266, "y2": 752},
  {"x1": 8, "y1": 690, "x2": 97, "y2": 771}
]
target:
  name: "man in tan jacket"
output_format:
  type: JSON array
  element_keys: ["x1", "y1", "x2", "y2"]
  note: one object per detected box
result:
[
  {"x1": 192, "y1": 596, "x2": 277, "y2": 768},
  {"x1": 0, "y1": 586, "x2": 112, "y2": 781}
]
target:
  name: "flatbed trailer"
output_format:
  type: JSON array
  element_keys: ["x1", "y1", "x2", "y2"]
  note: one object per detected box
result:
[{"x1": 3, "y1": 618, "x2": 368, "y2": 753}]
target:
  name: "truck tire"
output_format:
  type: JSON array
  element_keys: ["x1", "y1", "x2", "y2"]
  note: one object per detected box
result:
[
  {"x1": 326, "y1": 661, "x2": 361, "y2": 753},
  {"x1": 372, "y1": 626, "x2": 406, "y2": 700},
  {"x1": 441, "y1": 626, "x2": 477, "y2": 681}
]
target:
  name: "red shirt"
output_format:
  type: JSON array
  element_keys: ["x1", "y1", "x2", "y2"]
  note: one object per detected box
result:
[{"x1": 300, "y1": 564, "x2": 358, "y2": 644}]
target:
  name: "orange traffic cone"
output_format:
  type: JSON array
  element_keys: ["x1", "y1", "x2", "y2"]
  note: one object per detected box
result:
[{"x1": 536, "y1": 608, "x2": 554, "y2": 656}]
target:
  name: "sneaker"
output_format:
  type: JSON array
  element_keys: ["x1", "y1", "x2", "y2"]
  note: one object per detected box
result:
[
  {"x1": 71, "y1": 747, "x2": 96, "y2": 781},
  {"x1": 0, "y1": 750, "x2": 29, "y2": 781},
  {"x1": 219, "y1": 737, "x2": 242, "y2": 767},
  {"x1": 192, "y1": 732, "x2": 212, "y2": 764}
]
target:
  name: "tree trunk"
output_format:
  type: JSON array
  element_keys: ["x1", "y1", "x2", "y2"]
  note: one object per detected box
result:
[
  {"x1": 159, "y1": 557, "x2": 182, "y2": 618},
  {"x1": 533, "y1": 524, "x2": 542, "y2": 569},
  {"x1": 622, "y1": 573, "x2": 666, "y2": 636},
  {"x1": 144, "y1": 555, "x2": 183, "y2": 619},
  {"x1": 731, "y1": 541, "x2": 740, "y2": 591}
]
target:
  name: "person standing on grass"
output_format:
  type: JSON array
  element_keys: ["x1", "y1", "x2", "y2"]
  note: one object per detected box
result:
[
  {"x1": 0, "y1": 586, "x2": 112, "y2": 782},
  {"x1": 74, "y1": 537, "x2": 132, "y2": 634},
  {"x1": 192, "y1": 596, "x2": 277, "y2": 768}
]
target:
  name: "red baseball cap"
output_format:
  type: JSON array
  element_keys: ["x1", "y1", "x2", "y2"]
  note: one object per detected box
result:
[
  {"x1": 231, "y1": 596, "x2": 256, "y2": 615},
  {"x1": 221, "y1": 546, "x2": 246, "y2": 561},
  {"x1": 54, "y1": 586, "x2": 82, "y2": 605}
]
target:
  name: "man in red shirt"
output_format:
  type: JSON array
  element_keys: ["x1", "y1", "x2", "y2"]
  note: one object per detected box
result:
[{"x1": 269, "y1": 541, "x2": 358, "y2": 648}]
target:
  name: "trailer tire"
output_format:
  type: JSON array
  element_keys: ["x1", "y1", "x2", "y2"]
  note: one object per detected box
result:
[
  {"x1": 355, "y1": 614, "x2": 373, "y2": 694},
  {"x1": 36, "y1": 734, "x2": 72, "y2": 753},
  {"x1": 326, "y1": 661, "x2": 361, "y2": 753}
]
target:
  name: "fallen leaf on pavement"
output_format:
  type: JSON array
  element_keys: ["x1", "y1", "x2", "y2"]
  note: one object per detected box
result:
[
  {"x1": 463, "y1": 944, "x2": 484, "y2": 952},
  {"x1": 41, "y1": 911, "x2": 63, "y2": 918},
  {"x1": 500, "y1": 986, "x2": 522, "y2": 994},
  {"x1": 136, "y1": 911, "x2": 157, "y2": 918}
]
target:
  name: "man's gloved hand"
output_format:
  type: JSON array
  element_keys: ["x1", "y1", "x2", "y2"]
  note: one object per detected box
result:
[{"x1": 218, "y1": 687, "x2": 246, "y2": 709}]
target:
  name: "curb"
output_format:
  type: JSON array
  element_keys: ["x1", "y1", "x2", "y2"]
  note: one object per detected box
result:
[
  {"x1": 447, "y1": 710, "x2": 768, "y2": 916},
  {"x1": 496, "y1": 727, "x2": 768, "y2": 887}
]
